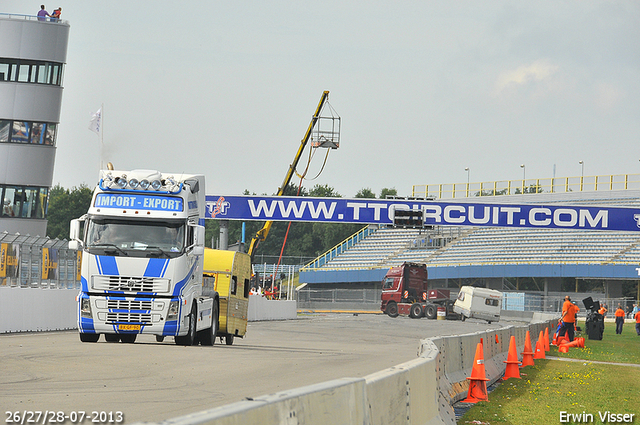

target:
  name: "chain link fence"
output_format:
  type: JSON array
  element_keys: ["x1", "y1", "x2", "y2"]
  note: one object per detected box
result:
[
  {"x1": 296, "y1": 287, "x2": 636, "y2": 314},
  {"x1": 0, "y1": 232, "x2": 81, "y2": 289}
]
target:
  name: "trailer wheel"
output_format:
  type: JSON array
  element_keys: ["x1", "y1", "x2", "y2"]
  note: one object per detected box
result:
[
  {"x1": 409, "y1": 303, "x2": 424, "y2": 319},
  {"x1": 79, "y1": 333, "x2": 99, "y2": 343},
  {"x1": 225, "y1": 334, "x2": 234, "y2": 345},
  {"x1": 424, "y1": 304, "x2": 437, "y2": 320},
  {"x1": 176, "y1": 303, "x2": 197, "y2": 346},
  {"x1": 385, "y1": 301, "x2": 399, "y2": 318}
]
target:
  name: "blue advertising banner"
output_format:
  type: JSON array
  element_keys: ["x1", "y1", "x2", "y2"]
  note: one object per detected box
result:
[{"x1": 205, "y1": 195, "x2": 640, "y2": 232}]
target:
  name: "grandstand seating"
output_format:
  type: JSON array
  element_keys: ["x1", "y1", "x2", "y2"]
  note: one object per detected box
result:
[
  {"x1": 317, "y1": 226, "x2": 640, "y2": 269},
  {"x1": 427, "y1": 227, "x2": 640, "y2": 265},
  {"x1": 309, "y1": 191, "x2": 640, "y2": 271}
]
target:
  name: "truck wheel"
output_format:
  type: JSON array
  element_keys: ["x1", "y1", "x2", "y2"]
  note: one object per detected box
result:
[
  {"x1": 176, "y1": 304, "x2": 197, "y2": 346},
  {"x1": 386, "y1": 301, "x2": 399, "y2": 318},
  {"x1": 79, "y1": 333, "x2": 99, "y2": 343},
  {"x1": 156, "y1": 335, "x2": 165, "y2": 343},
  {"x1": 461, "y1": 315, "x2": 466, "y2": 322},
  {"x1": 120, "y1": 334, "x2": 137, "y2": 343},
  {"x1": 105, "y1": 334, "x2": 120, "y2": 343},
  {"x1": 425, "y1": 304, "x2": 437, "y2": 320},
  {"x1": 409, "y1": 303, "x2": 424, "y2": 319},
  {"x1": 199, "y1": 301, "x2": 218, "y2": 346}
]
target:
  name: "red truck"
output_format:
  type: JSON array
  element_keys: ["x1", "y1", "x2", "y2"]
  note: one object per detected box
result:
[{"x1": 380, "y1": 262, "x2": 457, "y2": 319}]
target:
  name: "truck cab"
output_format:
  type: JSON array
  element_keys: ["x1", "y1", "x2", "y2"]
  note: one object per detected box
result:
[
  {"x1": 381, "y1": 262, "x2": 428, "y2": 316},
  {"x1": 70, "y1": 169, "x2": 216, "y2": 345}
]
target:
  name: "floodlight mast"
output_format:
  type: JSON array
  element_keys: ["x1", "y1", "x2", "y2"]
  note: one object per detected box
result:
[{"x1": 247, "y1": 90, "x2": 330, "y2": 260}]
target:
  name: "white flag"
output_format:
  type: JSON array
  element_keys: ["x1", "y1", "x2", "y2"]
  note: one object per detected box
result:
[{"x1": 88, "y1": 108, "x2": 101, "y2": 135}]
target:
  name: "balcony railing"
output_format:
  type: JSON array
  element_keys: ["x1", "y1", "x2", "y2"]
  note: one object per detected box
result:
[
  {"x1": 412, "y1": 174, "x2": 640, "y2": 199},
  {"x1": 0, "y1": 12, "x2": 68, "y2": 25}
]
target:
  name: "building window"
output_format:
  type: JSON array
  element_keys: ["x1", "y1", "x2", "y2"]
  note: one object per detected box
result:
[
  {"x1": 0, "y1": 58, "x2": 63, "y2": 86},
  {"x1": 1, "y1": 185, "x2": 49, "y2": 219},
  {"x1": 0, "y1": 63, "x2": 8, "y2": 81},
  {"x1": 45, "y1": 123, "x2": 56, "y2": 145},
  {"x1": 12, "y1": 122, "x2": 29, "y2": 143},
  {"x1": 0, "y1": 120, "x2": 9, "y2": 143},
  {"x1": 0, "y1": 120, "x2": 57, "y2": 146}
]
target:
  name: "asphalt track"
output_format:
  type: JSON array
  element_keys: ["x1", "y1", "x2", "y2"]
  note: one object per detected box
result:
[{"x1": 1, "y1": 313, "x2": 507, "y2": 424}]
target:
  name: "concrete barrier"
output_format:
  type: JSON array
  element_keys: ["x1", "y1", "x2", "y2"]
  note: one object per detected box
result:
[
  {"x1": 0, "y1": 287, "x2": 77, "y2": 333},
  {"x1": 247, "y1": 295, "x2": 297, "y2": 321},
  {"x1": 365, "y1": 357, "x2": 438, "y2": 425},
  {"x1": 1, "y1": 290, "x2": 297, "y2": 333},
  {"x1": 139, "y1": 378, "x2": 367, "y2": 425},
  {"x1": 133, "y1": 313, "x2": 559, "y2": 425}
]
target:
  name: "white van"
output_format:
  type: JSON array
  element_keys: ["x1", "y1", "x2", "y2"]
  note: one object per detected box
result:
[{"x1": 453, "y1": 286, "x2": 502, "y2": 323}]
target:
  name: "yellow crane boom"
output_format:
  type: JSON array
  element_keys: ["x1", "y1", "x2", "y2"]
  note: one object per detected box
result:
[{"x1": 247, "y1": 90, "x2": 330, "y2": 260}]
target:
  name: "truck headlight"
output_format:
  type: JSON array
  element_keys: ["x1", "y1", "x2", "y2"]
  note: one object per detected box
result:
[
  {"x1": 167, "y1": 300, "x2": 179, "y2": 321},
  {"x1": 81, "y1": 298, "x2": 92, "y2": 318}
]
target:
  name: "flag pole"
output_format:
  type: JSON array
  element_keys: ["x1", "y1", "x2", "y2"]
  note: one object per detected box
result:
[{"x1": 100, "y1": 103, "x2": 104, "y2": 170}]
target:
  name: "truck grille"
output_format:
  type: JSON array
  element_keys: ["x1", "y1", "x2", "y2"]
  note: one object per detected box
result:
[
  {"x1": 107, "y1": 300, "x2": 153, "y2": 311},
  {"x1": 106, "y1": 312, "x2": 152, "y2": 324},
  {"x1": 92, "y1": 275, "x2": 170, "y2": 293}
]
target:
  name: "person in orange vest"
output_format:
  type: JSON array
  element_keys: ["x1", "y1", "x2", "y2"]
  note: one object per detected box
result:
[
  {"x1": 614, "y1": 304, "x2": 625, "y2": 334},
  {"x1": 598, "y1": 305, "x2": 607, "y2": 316},
  {"x1": 634, "y1": 308, "x2": 640, "y2": 336},
  {"x1": 558, "y1": 295, "x2": 580, "y2": 342}
]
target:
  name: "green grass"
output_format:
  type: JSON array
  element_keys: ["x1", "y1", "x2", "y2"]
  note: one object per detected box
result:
[
  {"x1": 551, "y1": 320, "x2": 640, "y2": 364},
  {"x1": 458, "y1": 321, "x2": 640, "y2": 425}
]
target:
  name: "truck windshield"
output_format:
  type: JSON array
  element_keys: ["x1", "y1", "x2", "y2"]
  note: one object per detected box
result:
[
  {"x1": 382, "y1": 277, "x2": 395, "y2": 290},
  {"x1": 85, "y1": 218, "x2": 185, "y2": 258}
]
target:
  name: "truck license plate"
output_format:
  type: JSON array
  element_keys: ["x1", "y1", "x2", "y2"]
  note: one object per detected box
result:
[{"x1": 118, "y1": 324, "x2": 141, "y2": 331}]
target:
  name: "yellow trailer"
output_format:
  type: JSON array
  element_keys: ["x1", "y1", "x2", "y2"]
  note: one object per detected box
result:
[{"x1": 202, "y1": 248, "x2": 251, "y2": 345}]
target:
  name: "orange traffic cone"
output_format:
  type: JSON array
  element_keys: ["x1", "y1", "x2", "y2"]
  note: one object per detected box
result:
[
  {"x1": 521, "y1": 331, "x2": 535, "y2": 367},
  {"x1": 558, "y1": 345, "x2": 569, "y2": 353},
  {"x1": 543, "y1": 328, "x2": 550, "y2": 352},
  {"x1": 463, "y1": 342, "x2": 489, "y2": 403},
  {"x1": 503, "y1": 336, "x2": 521, "y2": 379},
  {"x1": 557, "y1": 335, "x2": 567, "y2": 346},
  {"x1": 533, "y1": 338, "x2": 546, "y2": 359},
  {"x1": 560, "y1": 338, "x2": 585, "y2": 349}
]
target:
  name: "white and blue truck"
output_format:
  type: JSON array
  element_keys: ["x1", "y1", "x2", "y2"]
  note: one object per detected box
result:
[{"x1": 69, "y1": 168, "x2": 219, "y2": 345}]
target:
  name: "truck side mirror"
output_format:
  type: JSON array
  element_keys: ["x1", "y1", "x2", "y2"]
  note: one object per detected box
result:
[
  {"x1": 69, "y1": 218, "x2": 84, "y2": 250},
  {"x1": 188, "y1": 223, "x2": 205, "y2": 255}
]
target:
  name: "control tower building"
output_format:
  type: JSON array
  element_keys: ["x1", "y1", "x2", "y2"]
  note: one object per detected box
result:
[{"x1": 0, "y1": 13, "x2": 70, "y2": 236}]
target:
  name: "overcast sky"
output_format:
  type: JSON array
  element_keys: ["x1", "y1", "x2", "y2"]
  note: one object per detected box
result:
[{"x1": 7, "y1": 1, "x2": 640, "y2": 197}]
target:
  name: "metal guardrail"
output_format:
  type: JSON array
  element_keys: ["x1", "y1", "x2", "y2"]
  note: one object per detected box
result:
[
  {"x1": 0, "y1": 12, "x2": 69, "y2": 25},
  {"x1": 301, "y1": 259, "x2": 640, "y2": 272},
  {"x1": 0, "y1": 232, "x2": 80, "y2": 289},
  {"x1": 412, "y1": 174, "x2": 640, "y2": 199},
  {"x1": 302, "y1": 225, "x2": 375, "y2": 270},
  {"x1": 296, "y1": 287, "x2": 636, "y2": 315}
]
